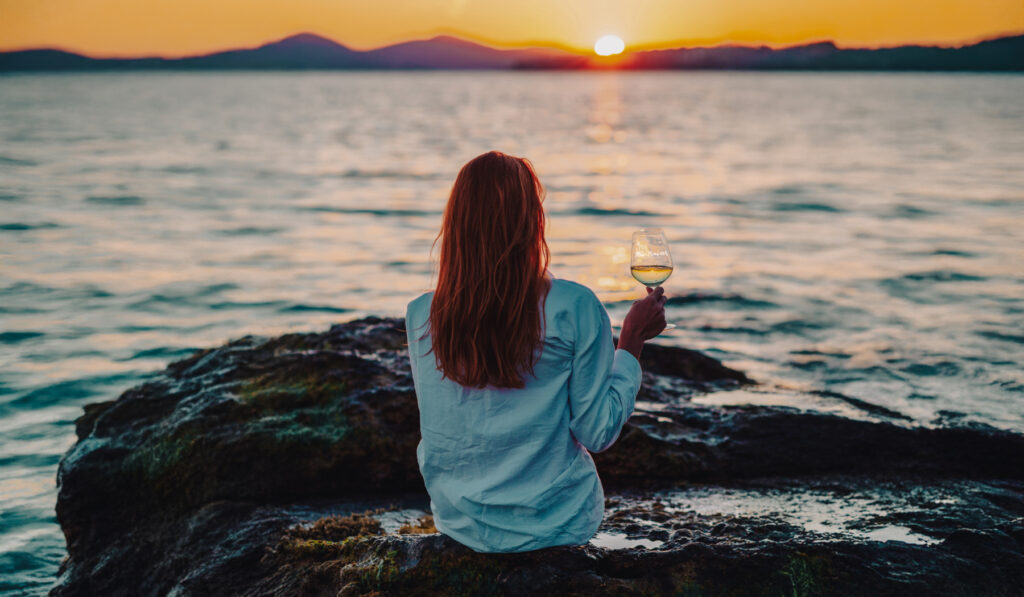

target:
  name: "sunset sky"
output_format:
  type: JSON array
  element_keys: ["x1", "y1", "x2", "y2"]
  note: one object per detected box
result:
[{"x1": 1, "y1": 0, "x2": 1022, "y2": 57}]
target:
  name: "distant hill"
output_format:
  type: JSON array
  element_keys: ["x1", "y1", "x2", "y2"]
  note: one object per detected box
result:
[
  {"x1": 1, "y1": 32, "x2": 1022, "y2": 71},
  {"x1": 0, "y1": 33, "x2": 573, "y2": 71},
  {"x1": 618, "y1": 34, "x2": 1024, "y2": 71}
]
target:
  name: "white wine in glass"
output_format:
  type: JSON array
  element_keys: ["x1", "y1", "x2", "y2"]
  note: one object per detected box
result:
[{"x1": 630, "y1": 228, "x2": 676, "y2": 330}]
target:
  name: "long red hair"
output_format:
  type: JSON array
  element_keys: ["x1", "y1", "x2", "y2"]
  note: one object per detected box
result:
[{"x1": 427, "y1": 151, "x2": 551, "y2": 389}]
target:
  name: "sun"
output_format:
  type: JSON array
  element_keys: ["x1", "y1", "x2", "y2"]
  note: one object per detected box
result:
[{"x1": 594, "y1": 35, "x2": 625, "y2": 57}]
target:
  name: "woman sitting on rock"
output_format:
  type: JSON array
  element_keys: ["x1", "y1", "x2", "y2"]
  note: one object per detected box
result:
[{"x1": 405, "y1": 150, "x2": 666, "y2": 552}]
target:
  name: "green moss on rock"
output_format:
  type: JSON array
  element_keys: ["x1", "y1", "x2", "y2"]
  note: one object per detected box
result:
[
  {"x1": 237, "y1": 376, "x2": 347, "y2": 414},
  {"x1": 279, "y1": 539, "x2": 348, "y2": 562},
  {"x1": 780, "y1": 551, "x2": 835, "y2": 597}
]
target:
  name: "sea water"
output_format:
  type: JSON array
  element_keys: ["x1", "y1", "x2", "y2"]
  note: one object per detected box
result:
[{"x1": 1, "y1": 71, "x2": 1022, "y2": 593}]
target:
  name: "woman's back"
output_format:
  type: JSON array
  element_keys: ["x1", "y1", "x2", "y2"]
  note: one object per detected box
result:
[{"x1": 406, "y1": 275, "x2": 643, "y2": 552}]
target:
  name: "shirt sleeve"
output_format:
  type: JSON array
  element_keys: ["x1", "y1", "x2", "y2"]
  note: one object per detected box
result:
[
  {"x1": 405, "y1": 299, "x2": 428, "y2": 390},
  {"x1": 567, "y1": 290, "x2": 643, "y2": 453},
  {"x1": 405, "y1": 305, "x2": 418, "y2": 387}
]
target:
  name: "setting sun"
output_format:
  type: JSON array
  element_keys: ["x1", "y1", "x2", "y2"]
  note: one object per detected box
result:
[{"x1": 594, "y1": 35, "x2": 625, "y2": 56}]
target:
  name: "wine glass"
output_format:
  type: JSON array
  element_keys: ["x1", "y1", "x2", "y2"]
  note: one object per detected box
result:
[{"x1": 630, "y1": 228, "x2": 676, "y2": 330}]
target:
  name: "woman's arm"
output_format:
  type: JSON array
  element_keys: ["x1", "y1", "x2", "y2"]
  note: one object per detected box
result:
[{"x1": 566, "y1": 288, "x2": 664, "y2": 453}]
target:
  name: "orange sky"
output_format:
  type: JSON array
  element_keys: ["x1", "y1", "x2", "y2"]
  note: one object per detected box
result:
[{"x1": 1, "y1": 0, "x2": 1022, "y2": 57}]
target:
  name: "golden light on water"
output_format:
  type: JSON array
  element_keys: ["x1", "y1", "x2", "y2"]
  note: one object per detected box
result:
[{"x1": 594, "y1": 35, "x2": 625, "y2": 56}]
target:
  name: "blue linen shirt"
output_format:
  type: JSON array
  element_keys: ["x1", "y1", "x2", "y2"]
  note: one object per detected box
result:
[{"x1": 405, "y1": 275, "x2": 643, "y2": 553}]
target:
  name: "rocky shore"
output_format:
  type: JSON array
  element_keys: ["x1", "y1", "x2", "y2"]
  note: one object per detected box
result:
[{"x1": 51, "y1": 317, "x2": 1024, "y2": 596}]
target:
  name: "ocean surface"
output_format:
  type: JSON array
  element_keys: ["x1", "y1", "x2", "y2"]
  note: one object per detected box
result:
[{"x1": 1, "y1": 71, "x2": 1022, "y2": 593}]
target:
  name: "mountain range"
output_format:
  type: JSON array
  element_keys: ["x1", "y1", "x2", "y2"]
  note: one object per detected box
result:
[{"x1": 1, "y1": 32, "x2": 1022, "y2": 71}]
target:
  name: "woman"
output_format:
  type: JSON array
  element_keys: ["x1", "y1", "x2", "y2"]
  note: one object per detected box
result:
[{"x1": 406, "y1": 150, "x2": 666, "y2": 553}]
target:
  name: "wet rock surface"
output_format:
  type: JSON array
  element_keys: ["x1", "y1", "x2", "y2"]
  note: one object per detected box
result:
[{"x1": 52, "y1": 317, "x2": 1024, "y2": 596}]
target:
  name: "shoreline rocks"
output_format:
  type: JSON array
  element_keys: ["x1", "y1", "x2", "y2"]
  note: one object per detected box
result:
[{"x1": 51, "y1": 317, "x2": 1024, "y2": 596}]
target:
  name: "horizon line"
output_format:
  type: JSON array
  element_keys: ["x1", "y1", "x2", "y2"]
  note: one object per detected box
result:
[{"x1": 3, "y1": 28, "x2": 1023, "y2": 61}]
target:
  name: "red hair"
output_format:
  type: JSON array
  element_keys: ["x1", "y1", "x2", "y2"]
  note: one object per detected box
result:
[{"x1": 428, "y1": 151, "x2": 551, "y2": 389}]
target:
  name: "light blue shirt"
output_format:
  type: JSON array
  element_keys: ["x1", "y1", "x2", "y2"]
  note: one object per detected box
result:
[{"x1": 405, "y1": 275, "x2": 643, "y2": 552}]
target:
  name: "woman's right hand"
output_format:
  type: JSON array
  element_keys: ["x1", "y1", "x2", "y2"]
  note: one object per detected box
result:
[{"x1": 618, "y1": 287, "x2": 667, "y2": 358}]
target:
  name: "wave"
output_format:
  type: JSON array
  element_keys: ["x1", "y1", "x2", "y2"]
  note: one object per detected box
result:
[
  {"x1": 610, "y1": 292, "x2": 777, "y2": 309},
  {"x1": 0, "y1": 155, "x2": 37, "y2": 167},
  {"x1": 332, "y1": 168, "x2": 442, "y2": 180},
  {"x1": 900, "y1": 361, "x2": 962, "y2": 376},
  {"x1": 217, "y1": 226, "x2": 286, "y2": 236},
  {"x1": 0, "y1": 194, "x2": 22, "y2": 202},
  {"x1": 129, "y1": 287, "x2": 237, "y2": 309},
  {"x1": 888, "y1": 204, "x2": 935, "y2": 218},
  {"x1": 0, "y1": 282, "x2": 113, "y2": 299},
  {"x1": 687, "y1": 319, "x2": 825, "y2": 337},
  {"x1": 0, "y1": 305, "x2": 46, "y2": 315},
  {"x1": 543, "y1": 184, "x2": 597, "y2": 193},
  {"x1": 0, "y1": 331, "x2": 44, "y2": 344},
  {"x1": 0, "y1": 222, "x2": 60, "y2": 231},
  {"x1": 7, "y1": 373, "x2": 139, "y2": 410},
  {"x1": 570, "y1": 207, "x2": 663, "y2": 217},
  {"x1": 991, "y1": 378, "x2": 1024, "y2": 393},
  {"x1": 280, "y1": 304, "x2": 351, "y2": 314},
  {"x1": 665, "y1": 292, "x2": 779, "y2": 308},
  {"x1": 301, "y1": 206, "x2": 440, "y2": 217},
  {"x1": 162, "y1": 164, "x2": 209, "y2": 174},
  {"x1": 769, "y1": 319, "x2": 828, "y2": 334},
  {"x1": 879, "y1": 270, "x2": 987, "y2": 300},
  {"x1": 789, "y1": 348, "x2": 853, "y2": 359},
  {"x1": 932, "y1": 409, "x2": 967, "y2": 424},
  {"x1": 0, "y1": 452, "x2": 59, "y2": 470},
  {"x1": 85, "y1": 195, "x2": 145, "y2": 206},
  {"x1": 696, "y1": 324, "x2": 769, "y2": 336},
  {"x1": 900, "y1": 270, "x2": 986, "y2": 282},
  {"x1": 931, "y1": 248, "x2": 974, "y2": 257},
  {"x1": 976, "y1": 330, "x2": 1024, "y2": 345},
  {"x1": 208, "y1": 300, "x2": 286, "y2": 310},
  {"x1": 771, "y1": 201, "x2": 845, "y2": 213},
  {"x1": 126, "y1": 346, "x2": 200, "y2": 361},
  {"x1": 770, "y1": 185, "x2": 805, "y2": 195},
  {"x1": 201, "y1": 300, "x2": 351, "y2": 314},
  {"x1": 195, "y1": 283, "x2": 239, "y2": 296}
]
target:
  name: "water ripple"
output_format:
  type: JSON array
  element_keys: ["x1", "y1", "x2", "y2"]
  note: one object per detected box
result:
[
  {"x1": 301, "y1": 206, "x2": 440, "y2": 217},
  {"x1": 84, "y1": 195, "x2": 146, "y2": 206},
  {"x1": 0, "y1": 222, "x2": 60, "y2": 231},
  {"x1": 1, "y1": 71, "x2": 1022, "y2": 594},
  {"x1": 0, "y1": 155, "x2": 37, "y2": 166},
  {"x1": 976, "y1": 330, "x2": 1024, "y2": 345},
  {"x1": 0, "y1": 332, "x2": 45, "y2": 344},
  {"x1": 281, "y1": 304, "x2": 352, "y2": 314},
  {"x1": 771, "y1": 201, "x2": 845, "y2": 213},
  {"x1": 571, "y1": 207, "x2": 663, "y2": 217},
  {"x1": 901, "y1": 270, "x2": 987, "y2": 282}
]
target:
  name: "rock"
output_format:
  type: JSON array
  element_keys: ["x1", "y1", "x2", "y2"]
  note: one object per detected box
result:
[
  {"x1": 630, "y1": 338, "x2": 753, "y2": 385},
  {"x1": 56, "y1": 318, "x2": 422, "y2": 560},
  {"x1": 51, "y1": 317, "x2": 1024, "y2": 596},
  {"x1": 598, "y1": 404, "x2": 1024, "y2": 489},
  {"x1": 288, "y1": 516, "x2": 1024, "y2": 597}
]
